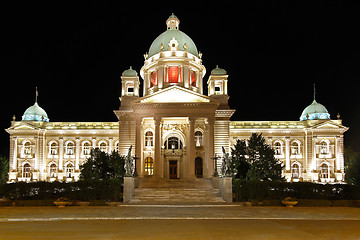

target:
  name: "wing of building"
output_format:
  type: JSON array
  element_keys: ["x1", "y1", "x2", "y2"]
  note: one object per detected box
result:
[{"x1": 6, "y1": 14, "x2": 348, "y2": 183}]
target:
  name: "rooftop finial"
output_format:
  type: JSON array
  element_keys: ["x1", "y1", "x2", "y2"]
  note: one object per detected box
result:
[
  {"x1": 35, "y1": 87, "x2": 38, "y2": 103},
  {"x1": 313, "y1": 83, "x2": 316, "y2": 101}
]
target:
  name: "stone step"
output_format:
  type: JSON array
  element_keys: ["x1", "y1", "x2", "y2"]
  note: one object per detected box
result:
[{"x1": 130, "y1": 178, "x2": 225, "y2": 204}]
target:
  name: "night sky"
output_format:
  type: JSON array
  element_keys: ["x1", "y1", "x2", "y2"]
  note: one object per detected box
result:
[{"x1": 1, "y1": 1, "x2": 360, "y2": 155}]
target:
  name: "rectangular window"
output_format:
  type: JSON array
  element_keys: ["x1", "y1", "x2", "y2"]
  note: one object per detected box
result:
[
  {"x1": 150, "y1": 71, "x2": 157, "y2": 87},
  {"x1": 190, "y1": 71, "x2": 196, "y2": 87},
  {"x1": 168, "y1": 66, "x2": 179, "y2": 83}
]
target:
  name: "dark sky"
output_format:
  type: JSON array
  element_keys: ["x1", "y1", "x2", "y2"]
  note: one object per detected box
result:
[{"x1": 1, "y1": 1, "x2": 360, "y2": 155}]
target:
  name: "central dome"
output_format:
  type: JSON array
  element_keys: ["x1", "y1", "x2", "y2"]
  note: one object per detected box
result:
[
  {"x1": 148, "y1": 14, "x2": 198, "y2": 58},
  {"x1": 300, "y1": 100, "x2": 330, "y2": 121}
]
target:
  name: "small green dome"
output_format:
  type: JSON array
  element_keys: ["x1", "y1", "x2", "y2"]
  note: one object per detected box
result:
[
  {"x1": 148, "y1": 15, "x2": 198, "y2": 58},
  {"x1": 22, "y1": 102, "x2": 49, "y2": 122},
  {"x1": 300, "y1": 100, "x2": 330, "y2": 121},
  {"x1": 211, "y1": 65, "x2": 227, "y2": 75},
  {"x1": 122, "y1": 66, "x2": 137, "y2": 77}
]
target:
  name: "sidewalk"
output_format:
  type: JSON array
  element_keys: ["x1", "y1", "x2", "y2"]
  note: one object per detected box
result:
[
  {"x1": 1, "y1": 206, "x2": 360, "y2": 240},
  {"x1": 1, "y1": 205, "x2": 360, "y2": 221}
]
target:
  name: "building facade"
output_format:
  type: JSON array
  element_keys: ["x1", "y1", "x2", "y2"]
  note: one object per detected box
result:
[{"x1": 6, "y1": 15, "x2": 348, "y2": 183}]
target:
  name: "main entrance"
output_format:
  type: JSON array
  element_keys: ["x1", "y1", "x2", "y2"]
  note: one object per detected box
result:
[
  {"x1": 195, "y1": 157, "x2": 203, "y2": 178},
  {"x1": 169, "y1": 160, "x2": 178, "y2": 179}
]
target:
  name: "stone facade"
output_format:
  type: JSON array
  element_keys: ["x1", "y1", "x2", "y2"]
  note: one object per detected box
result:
[{"x1": 6, "y1": 14, "x2": 348, "y2": 183}]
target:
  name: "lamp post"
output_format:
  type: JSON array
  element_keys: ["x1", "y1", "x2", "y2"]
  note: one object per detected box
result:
[
  {"x1": 133, "y1": 155, "x2": 139, "y2": 177},
  {"x1": 212, "y1": 154, "x2": 219, "y2": 177}
]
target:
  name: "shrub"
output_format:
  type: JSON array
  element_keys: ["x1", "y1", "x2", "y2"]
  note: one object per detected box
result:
[{"x1": 233, "y1": 179, "x2": 360, "y2": 201}]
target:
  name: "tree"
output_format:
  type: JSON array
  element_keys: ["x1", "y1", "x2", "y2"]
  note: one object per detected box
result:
[
  {"x1": 345, "y1": 147, "x2": 360, "y2": 186},
  {"x1": 80, "y1": 148, "x2": 125, "y2": 181},
  {"x1": 231, "y1": 139, "x2": 250, "y2": 179},
  {"x1": 0, "y1": 155, "x2": 9, "y2": 184},
  {"x1": 231, "y1": 133, "x2": 284, "y2": 181}
]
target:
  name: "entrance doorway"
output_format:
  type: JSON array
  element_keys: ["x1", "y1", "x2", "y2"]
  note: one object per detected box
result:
[
  {"x1": 169, "y1": 160, "x2": 178, "y2": 179},
  {"x1": 195, "y1": 157, "x2": 203, "y2": 178}
]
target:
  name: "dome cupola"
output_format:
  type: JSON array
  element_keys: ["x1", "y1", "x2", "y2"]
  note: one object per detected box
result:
[
  {"x1": 122, "y1": 66, "x2": 137, "y2": 77},
  {"x1": 300, "y1": 85, "x2": 330, "y2": 121},
  {"x1": 141, "y1": 14, "x2": 206, "y2": 96},
  {"x1": 22, "y1": 89, "x2": 49, "y2": 122}
]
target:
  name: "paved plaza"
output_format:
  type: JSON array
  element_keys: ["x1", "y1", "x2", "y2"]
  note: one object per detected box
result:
[{"x1": 0, "y1": 206, "x2": 360, "y2": 239}]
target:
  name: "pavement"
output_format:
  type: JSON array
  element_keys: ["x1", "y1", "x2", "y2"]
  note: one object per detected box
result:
[{"x1": 0, "y1": 206, "x2": 360, "y2": 239}]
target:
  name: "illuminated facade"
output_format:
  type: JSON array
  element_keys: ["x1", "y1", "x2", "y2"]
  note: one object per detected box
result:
[{"x1": 6, "y1": 14, "x2": 348, "y2": 183}]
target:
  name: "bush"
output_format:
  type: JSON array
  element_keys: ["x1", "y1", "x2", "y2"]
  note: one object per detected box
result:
[
  {"x1": 233, "y1": 179, "x2": 360, "y2": 201},
  {"x1": 0, "y1": 179, "x2": 123, "y2": 201}
]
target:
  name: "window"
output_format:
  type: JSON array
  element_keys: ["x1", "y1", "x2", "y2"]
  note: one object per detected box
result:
[
  {"x1": 320, "y1": 164, "x2": 329, "y2": 179},
  {"x1": 49, "y1": 163, "x2": 57, "y2": 178},
  {"x1": 167, "y1": 66, "x2": 181, "y2": 83},
  {"x1": 145, "y1": 131, "x2": 154, "y2": 147},
  {"x1": 274, "y1": 141, "x2": 283, "y2": 155},
  {"x1": 23, "y1": 141, "x2": 31, "y2": 155},
  {"x1": 83, "y1": 142, "x2": 91, "y2": 155},
  {"x1": 320, "y1": 141, "x2": 329, "y2": 154},
  {"x1": 50, "y1": 142, "x2": 58, "y2": 155},
  {"x1": 190, "y1": 71, "x2": 196, "y2": 87},
  {"x1": 164, "y1": 137, "x2": 183, "y2": 150},
  {"x1": 195, "y1": 131, "x2": 203, "y2": 147},
  {"x1": 150, "y1": 71, "x2": 157, "y2": 87},
  {"x1": 291, "y1": 141, "x2": 300, "y2": 155},
  {"x1": 66, "y1": 142, "x2": 74, "y2": 155},
  {"x1": 22, "y1": 163, "x2": 31, "y2": 178},
  {"x1": 99, "y1": 142, "x2": 107, "y2": 152},
  {"x1": 66, "y1": 163, "x2": 74, "y2": 178},
  {"x1": 144, "y1": 157, "x2": 154, "y2": 175},
  {"x1": 291, "y1": 164, "x2": 300, "y2": 179}
]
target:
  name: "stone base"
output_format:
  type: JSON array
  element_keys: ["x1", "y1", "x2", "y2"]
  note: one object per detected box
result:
[
  {"x1": 220, "y1": 177, "x2": 233, "y2": 203},
  {"x1": 123, "y1": 177, "x2": 135, "y2": 203}
]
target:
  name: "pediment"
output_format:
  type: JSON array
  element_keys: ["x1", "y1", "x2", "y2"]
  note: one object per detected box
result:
[
  {"x1": 310, "y1": 121, "x2": 348, "y2": 130},
  {"x1": 136, "y1": 86, "x2": 213, "y2": 104},
  {"x1": 6, "y1": 122, "x2": 41, "y2": 131}
]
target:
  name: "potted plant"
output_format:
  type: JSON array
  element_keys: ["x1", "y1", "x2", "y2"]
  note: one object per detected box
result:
[
  {"x1": 54, "y1": 197, "x2": 70, "y2": 208},
  {"x1": 281, "y1": 197, "x2": 298, "y2": 207}
]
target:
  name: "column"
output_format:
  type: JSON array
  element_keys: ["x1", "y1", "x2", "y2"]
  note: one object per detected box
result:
[
  {"x1": 135, "y1": 117, "x2": 142, "y2": 175},
  {"x1": 34, "y1": 137, "x2": 38, "y2": 170},
  {"x1": 75, "y1": 138, "x2": 80, "y2": 170},
  {"x1": 188, "y1": 117, "x2": 195, "y2": 178},
  {"x1": 12, "y1": 137, "x2": 17, "y2": 170},
  {"x1": 207, "y1": 117, "x2": 215, "y2": 177},
  {"x1": 154, "y1": 117, "x2": 162, "y2": 178},
  {"x1": 59, "y1": 138, "x2": 64, "y2": 171},
  {"x1": 109, "y1": 138, "x2": 113, "y2": 153},
  {"x1": 285, "y1": 137, "x2": 290, "y2": 171}
]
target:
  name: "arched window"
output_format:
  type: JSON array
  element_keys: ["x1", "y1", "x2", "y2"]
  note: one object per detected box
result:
[
  {"x1": 320, "y1": 164, "x2": 329, "y2": 179},
  {"x1": 320, "y1": 140, "x2": 329, "y2": 154},
  {"x1": 50, "y1": 142, "x2": 58, "y2": 155},
  {"x1": 65, "y1": 141, "x2": 74, "y2": 155},
  {"x1": 22, "y1": 163, "x2": 31, "y2": 178},
  {"x1": 291, "y1": 141, "x2": 300, "y2": 155},
  {"x1": 144, "y1": 157, "x2": 154, "y2": 175},
  {"x1": 66, "y1": 163, "x2": 74, "y2": 178},
  {"x1": 274, "y1": 141, "x2": 283, "y2": 155},
  {"x1": 49, "y1": 163, "x2": 57, "y2": 178},
  {"x1": 190, "y1": 70, "x2": 197, "y2": 87},
  {"x1": 195, "y1": 131, "x2": 203, "y2": 147},
  {"x1": 164, "y1": 137, "x2": 183, "y2": 150},
  {"x1": 82, "y1": 142, "x2": 91, "y2": 155},
  {"x1": 99, "y1": 141, "x2": 108, "y2": 152},
  {"x1": 114, "y1": 141, "x2": 119, "y2": 152},
  {"x1": 145, "y1": 131, "x2": 154, "y2": 147},
  {"x1": 23, "y1": 141, "x2": 31, "y2": 155},
  {"x1": 291, "y1": 164, "x2": 300, "y2": 179},
  {"x1": 150, "y1": 71, "x2": 157, "y2": 87}
]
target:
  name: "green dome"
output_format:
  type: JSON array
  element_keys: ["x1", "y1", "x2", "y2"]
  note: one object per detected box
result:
[
  {"x1": 300, "y1": 100, "x2": 330, "y2": 121},
  {"x1": 122, "y1": 66, "x2": 137, "y2": 77},
  {"x1": 211, "y1": 65, "x2": 227, "y2": 75},
  {"x1": 22, "y1": 102, "x2": 49, "y2": 122},
  {"x1": 148, "y1": 15, "x2": 198, "y2": 58}
]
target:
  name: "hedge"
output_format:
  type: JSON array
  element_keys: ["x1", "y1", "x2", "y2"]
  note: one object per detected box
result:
[
  {"x1": 0, "y1": 179, "x2": 123, "y2": 201},
  {"x1": 233, "y1": 180, "x2": 360, "y2": 201}
]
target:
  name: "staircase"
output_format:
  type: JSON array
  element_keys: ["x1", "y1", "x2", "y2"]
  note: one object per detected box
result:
[{"x1": 129, "y1": 178, "x2": 225, "y2": 204}]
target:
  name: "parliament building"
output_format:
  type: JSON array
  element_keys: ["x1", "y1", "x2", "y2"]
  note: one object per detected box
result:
[{"x1": 6, "y1": 14, "x2": 348, "y2": 183}]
